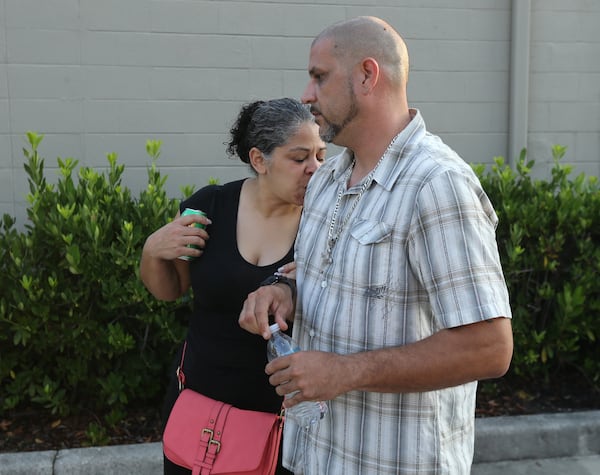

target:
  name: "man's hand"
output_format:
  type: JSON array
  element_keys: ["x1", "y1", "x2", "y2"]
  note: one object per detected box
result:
[
  {"x1": 239, "y1": 284, "x2": 294, "y2": 339},
  {"x1": 265, "y1": 351, "x2": 350, "y2": 408}
]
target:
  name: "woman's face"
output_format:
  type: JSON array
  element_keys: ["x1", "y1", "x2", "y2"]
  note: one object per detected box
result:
[{"x1": 265, "y1": 122, "x2": 326, "y2": 206}]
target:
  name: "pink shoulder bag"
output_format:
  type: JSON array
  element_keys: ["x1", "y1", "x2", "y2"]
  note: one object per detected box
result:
[{"x1": 162, "y1": 342, "x2": 284, "y2": 475}]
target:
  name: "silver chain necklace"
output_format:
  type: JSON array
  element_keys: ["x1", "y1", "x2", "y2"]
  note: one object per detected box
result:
[{"x1": 322, "y1": 136, "x2": 399, "y2": 266}]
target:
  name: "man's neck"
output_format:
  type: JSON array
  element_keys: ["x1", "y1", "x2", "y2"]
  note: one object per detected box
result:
[{"x1": 349, "y1": 107, "x2": 411, "y2": 161}]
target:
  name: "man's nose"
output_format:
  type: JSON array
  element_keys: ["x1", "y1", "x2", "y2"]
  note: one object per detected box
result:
[{"x1": 301, "y1": 82, "x2": 315, "y2": 104}]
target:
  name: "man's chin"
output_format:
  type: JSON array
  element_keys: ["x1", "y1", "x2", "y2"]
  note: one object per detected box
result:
[{"x1": 319, "y1": 127, "x2": 337, "y2": 144}]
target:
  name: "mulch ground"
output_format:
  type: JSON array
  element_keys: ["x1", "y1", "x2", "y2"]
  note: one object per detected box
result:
[
  {"x1": 0, "y1": 407, "x2": 163, "y2": 453},
  {"x1": 1, "y1": 376, "x2": 598, "y2": 454}
]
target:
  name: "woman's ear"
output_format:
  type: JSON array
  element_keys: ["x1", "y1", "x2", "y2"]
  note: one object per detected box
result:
[{"x1": 249, "y1": 147, "x2": 267, "y2": 174}]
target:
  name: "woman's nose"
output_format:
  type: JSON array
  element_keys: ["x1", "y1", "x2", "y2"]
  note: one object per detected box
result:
[{"x1": 306, "y1": 156, "x2": 320, "y2": 174}]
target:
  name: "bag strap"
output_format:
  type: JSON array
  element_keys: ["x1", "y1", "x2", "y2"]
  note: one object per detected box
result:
[
  {"x1": 201, "y1": 403, "x2": 233, "y2": 474},
  {"x1": 269, "y1": 410, "x2": 285, "y2": 474},
  {"x1": 191, "y1": 398, "x2": 230, "y2": 475},
  {"x1": 176, "y1": 188, "x2": 218, "y2": 392}
]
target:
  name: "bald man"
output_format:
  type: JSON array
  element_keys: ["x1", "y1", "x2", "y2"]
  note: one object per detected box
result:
[{"x1": 240, "y1": 17, "x2": 513, "y2": 474}]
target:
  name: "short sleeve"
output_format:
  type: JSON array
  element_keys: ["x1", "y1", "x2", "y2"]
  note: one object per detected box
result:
[
  {"x1": 180, "y1": 184, "x2": 220, "y2": 218},
  {"x1": 408, "y1": 170, "x2": 511, "y2": 329}
]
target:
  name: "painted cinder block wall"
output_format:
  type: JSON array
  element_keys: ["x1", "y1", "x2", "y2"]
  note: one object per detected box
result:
[{"x1": 1, "y1": 0, "x2": 598, "y2": 224}]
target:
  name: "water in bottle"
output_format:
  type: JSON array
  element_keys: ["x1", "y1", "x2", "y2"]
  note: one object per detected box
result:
[{"x1": 266, "y1": 323, "x2": 327, "y2": 428}]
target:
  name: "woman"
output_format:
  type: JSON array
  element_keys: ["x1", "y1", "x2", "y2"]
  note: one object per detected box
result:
[{"x1": 140, "y1": 98, "x2": 326, "y2": 474}]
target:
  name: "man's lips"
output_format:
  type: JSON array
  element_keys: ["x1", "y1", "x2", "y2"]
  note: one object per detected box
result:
[{"x1": 311, "y1": 111, "x2": 323, "y2": 124}]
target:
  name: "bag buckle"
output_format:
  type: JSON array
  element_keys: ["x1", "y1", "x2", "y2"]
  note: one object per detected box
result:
[
  {"x1": 201, "y1": 428, "x2": 221, "y2": 453},
  {"x1": 176, "y1": 366, "x2": 185, "y2": 392},
  {"x1": 176, "y1": 341, "x2": 188, "y2": 392},
  {"x1": 209, "y1": 439, "x2": 221, "y2": 453}
]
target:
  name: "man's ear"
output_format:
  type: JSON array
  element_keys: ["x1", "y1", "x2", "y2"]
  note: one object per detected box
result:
[
  {"x1": 358, "y1": 57, "x2": 380, "y2": 93},
  {"x1": 249, "y1": 147, "x2": 267, "y2": 174}
]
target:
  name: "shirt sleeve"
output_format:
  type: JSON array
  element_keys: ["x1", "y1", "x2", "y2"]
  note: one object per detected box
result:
[
  {"x1": 180, "y1": 184, "x2": 220, "y2": 217},
  {"x1": 408, "y1": 169, "x2": 512, "y2": 329}
]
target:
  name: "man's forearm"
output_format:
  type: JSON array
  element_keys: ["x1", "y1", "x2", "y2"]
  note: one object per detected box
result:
[{"x1": 341, "y1": 317, "x2": 513, "y2": 394}]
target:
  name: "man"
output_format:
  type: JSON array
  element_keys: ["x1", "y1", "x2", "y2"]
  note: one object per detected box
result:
[{"x1": 240, "y1": 16, "x2": 513, "y2": 474}]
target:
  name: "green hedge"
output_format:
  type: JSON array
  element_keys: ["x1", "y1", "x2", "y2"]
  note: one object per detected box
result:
[
  {"x1": 0, "y1": 133, "x2": 192, "y2": 424},
  {"x1": 473, "y1": 145, "x2": 599, "y2": 390},
  {"x1": 1, "y1": 136, "x2": 598, "y2": 433}
]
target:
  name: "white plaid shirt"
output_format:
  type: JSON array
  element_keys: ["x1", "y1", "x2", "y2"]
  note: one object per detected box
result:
[{"x1": 284, "y1": 109, "x2": 511, "y2": 474}]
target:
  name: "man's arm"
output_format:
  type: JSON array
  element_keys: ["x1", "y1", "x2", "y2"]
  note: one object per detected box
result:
[{"x1": 266, "y1": 317, "x2": 513, "y2": 406}]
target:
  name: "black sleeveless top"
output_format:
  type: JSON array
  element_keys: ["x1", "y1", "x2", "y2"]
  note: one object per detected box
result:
[{"x1": 175, "y1": 179, "x2": 293, "y2": 413}]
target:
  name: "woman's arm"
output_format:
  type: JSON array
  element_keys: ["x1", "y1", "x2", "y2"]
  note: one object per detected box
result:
[{"x1": 140, "y1": 211, "x2": 210, "y2": 300}]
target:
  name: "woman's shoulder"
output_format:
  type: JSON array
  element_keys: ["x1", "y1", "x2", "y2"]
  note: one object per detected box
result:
[{"x1": 180, "y1": 179, "x2": 245, "y2": 213}]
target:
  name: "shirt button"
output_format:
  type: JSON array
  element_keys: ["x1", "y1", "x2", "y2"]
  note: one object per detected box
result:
[
  {"x1": 309, "y1": 329, "x2": 315, "y2": 338},
  {"x1": 321, "y1": 280, "x2": 327, "y2": 288}
]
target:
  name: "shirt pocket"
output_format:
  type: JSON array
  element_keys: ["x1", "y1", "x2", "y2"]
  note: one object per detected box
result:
[
  {"x1": 347, "y1": 219, "x2": 395, "y2": 348},
  {"x1": 350, "y1": 219, "x2": 392, "y2": 244},
  {"x1": 349, "y1": 218, "x2": 392, "y2": 289}
]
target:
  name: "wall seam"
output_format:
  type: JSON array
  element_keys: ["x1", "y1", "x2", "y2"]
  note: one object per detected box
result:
[
  {"x1": 508, "y1": 0, "x2": 531, "y2": 165},
  {"x1": 2, "y1": 0, "x2": 16, "y2": 218}
]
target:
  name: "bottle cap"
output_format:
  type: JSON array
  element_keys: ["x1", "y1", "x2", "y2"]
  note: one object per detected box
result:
[{"x1": 269, "y1": 323, "x2": 280, "y2": 334}]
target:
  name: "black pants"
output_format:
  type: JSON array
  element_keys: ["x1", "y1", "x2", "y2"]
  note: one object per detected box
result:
[{"x1": 163, "y1": 454, "x2": 293, "y2": 475}]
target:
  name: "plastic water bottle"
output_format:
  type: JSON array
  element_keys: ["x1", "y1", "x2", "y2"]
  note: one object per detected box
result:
[{"x1": 266, "y1": 323, "x2": 327, "y2": 428}]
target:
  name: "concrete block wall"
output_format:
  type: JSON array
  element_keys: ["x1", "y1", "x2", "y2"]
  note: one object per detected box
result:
[
  {"x1": 1, "y1": 0, "x2": 598, "y2": 224},
  {"x1": 528, "y1": 0, "x2": 600, "y2": 179}
]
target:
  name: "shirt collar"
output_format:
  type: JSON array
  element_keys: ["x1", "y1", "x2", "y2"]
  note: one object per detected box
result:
[
  {"x1": 373, "y1": 108, "x2": 425, "y2": 191},
  {"x1": 328, "y1": 109, "x2": 426, "y2": 191}
]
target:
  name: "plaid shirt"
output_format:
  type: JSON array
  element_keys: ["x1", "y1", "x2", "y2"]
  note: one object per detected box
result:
[{"x1": 284, "y1": 109, "x2": 511, "y2": 474}]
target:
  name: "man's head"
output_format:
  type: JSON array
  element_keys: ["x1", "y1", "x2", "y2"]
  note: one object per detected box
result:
[
  {"x1": 301, "y1": 16, "x2": 409, "y2": 146},
  {"x1": 315, "y1": 16, "x2": 409, "y2": 88}
]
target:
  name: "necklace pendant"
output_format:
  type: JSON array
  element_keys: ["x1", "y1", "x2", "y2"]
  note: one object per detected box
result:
[
  {"x1": 321, "y1": 251, "x2": 333, "y2": 266},
  {"x1": 323, "y1": 241, "x2": 334, "y2": 266}
]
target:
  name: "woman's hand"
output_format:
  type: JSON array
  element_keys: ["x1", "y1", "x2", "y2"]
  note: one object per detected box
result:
[
  {"x1": 139, "y1": 211, "x2": 211, "y2": 300},
  {"x1": 276, "y1": 261, "x2": 296, "y2": 279},
  {"x1": 143, "y1": 212, "x2": 211, "y2": 261}
]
